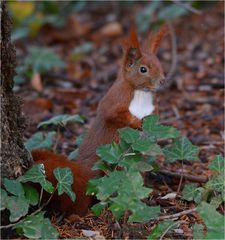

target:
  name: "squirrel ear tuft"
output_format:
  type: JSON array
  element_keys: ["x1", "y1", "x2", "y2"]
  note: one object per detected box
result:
[
  {"x1": 122, "y1": 27, "x2": 142, "y2": 67},
  {"x1": 149, "y1": 25, "x2": 167, "y2": 54}
]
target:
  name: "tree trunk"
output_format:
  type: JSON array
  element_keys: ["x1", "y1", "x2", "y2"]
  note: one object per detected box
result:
[{"x1": 0, "y1": 1, "x2": 32, "y2": 181}]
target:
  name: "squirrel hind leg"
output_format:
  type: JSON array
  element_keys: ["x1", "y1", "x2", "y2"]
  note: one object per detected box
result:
[{"x1": 31, "y1": 149, "x2": 93, "y2": 216}]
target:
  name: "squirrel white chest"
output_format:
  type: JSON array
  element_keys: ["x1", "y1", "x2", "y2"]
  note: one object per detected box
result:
[{"x1": 128, "y1": 90, "x2": 155, "y2": 120}]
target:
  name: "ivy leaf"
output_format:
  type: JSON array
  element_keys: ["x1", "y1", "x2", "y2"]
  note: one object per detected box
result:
[
  {"x1": 7, "y1": 196, "x2": 29, "y2": 222},
  {"x1": 193, "y1": 223, "x2": 205, "y2": 240},
  {"x1": 163, "y1": 137, "x2": 199, "y2": 162},
  {"x1": 128, "y1": 204, "x2": 160, "y2": 223},
  {"x1": 208, "y1": 155, "x2": 224, "y2": 173},
  {"x1": 210, "y1": 195, "x2": 223, "y2": 209},
  {"x1": 143, "y1": 115, "x2": 180, "y2": 139},
  {"x1": 53, "y1": 167, "x2": 76, "y2": 202},
  {"x1": 95, "y1": 171, "x2": 124, "y2": 201},
  {"x1": 23, "y1": 184, "x2": 39, "y2": 206},
  {"x1": 25, "y1": 131, "x2": 56, "y2": 151},
  {"x1": 96, "y1": 143, "x2": 122, "y2": 164},
  {"x1": 3, "y1": 178, "x2": 24, "y2": 197},
  {"x1": 91, "y1": 202, "x2": 107, "y2": 216},
  {"x1": 148, "y1": 220, "x2": 176, "y2": 240},
  {"x1": 68, "y1": 148, "x2": 79, "y2": 160},
  {"x1": 92, "y1": 160, "x2": 112, "y2": 172},
  {"x1": 158, "y1": 4, "x2": 188, "y2": 21},
  {"x1": 119, "y1": 127, "x2": 140, "y2": 143},
  {"x1": 182, "y1": 184, "x2": 204, "y2": 203},
  {"x1": 15, "y1": 212, "x2": 59, "y2": 239},
  {"x1": 196, "y1": 202, "x2": 225, "y2": 239},
  {"x1": 38, "y1": 114, "x2": 84, "y2": 128},
  {"x1": 25, "y1": 46, "x2": 65, "y2": 74},
  {"x1": 18, "y1": 164, "x2": 54, "y2": 193},
  {"x1": 108, "y1": 202, "x2": 125, "y2": 220},
  {"x1": 0, "y1": 188, "x2": 8, "y2": 210},
  {"x1": 131, "y1": 140, "x2": 161, "y2": 156},
  {"x1": 206, "y1": 172, "x2": 224, "y2": 193},
  {"x1": 131, "y1": 139, "x2": 154, "y2": 153}
]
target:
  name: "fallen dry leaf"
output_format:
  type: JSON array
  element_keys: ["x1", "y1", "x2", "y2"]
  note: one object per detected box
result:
[
  {"x1": 31, "y1": 72, "x2": 43, "y2": 92},
  {"x1": 99, "y1": 22, "x2": 123, "y2": 37}
]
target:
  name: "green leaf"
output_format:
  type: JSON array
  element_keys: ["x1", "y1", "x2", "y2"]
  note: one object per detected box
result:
[
  {"x1": 210, "y1": 195, "x2": 223, "y2": 209},
  {"x1": 206, "y1": 172, "x2": 224, "y2": 193},
  {"x1": 75, "y1": 132, "x2": 86, "y2": 146},
  {"x1": 70, "y1": 42, "x2": 93, "y2": 61},
  {"x1": 95, "y1": 171, "x2": 124, "y2": 201},
  {"x1": 25, "y1": 131, "x2": 56, "y2": 151},
  {"x1": 136, "y1": 1, "x2": 161, "y2": 33},
  {"x1": 3, "y1": 178, "x2": 24, "y2": 197},
  {"x1": 91, "y1": 202, "x2": 107, "y2": 216},
  {"x1": 131, "y1": 139, "x2": 155, "y2": 154},
  {"x1": 23, "y1": 184, "x2": 39, "y2": 206},
  {"x1": 108, "y1": 202, "x2": 126, "y2": 220},
  {"x1": 0, "y1": 188, "x2": 8, "y2": 210},
  {"x1": 24, "y1": 46, "x2": 65, "y2": 74},
  {"x1": 163, "y1": 137, "x2": 199, "y2": 162},
  {"x1": 92, "y1": 160, "x2": 112, "y2": 172},
  {"x1": 128, "y1": 204, "x2": 160, "y2": 223},
  {"x1": 11, "y1": 27, "x2": 29, "y2": 42},
  {"x1": 208, "y1": 155, "x2": 224, "y2": 173},
  {"x1": 7, "y1": 196, "x2": 29, "y2": 222},
  {"x1": 68, "y1": 148, "x2": 79, "y2": 160},
  {"x1": 38, "y1": 114, "x2": 84, "y2": 128},
  {"x1": 15, "y1": 212, "x2": 59, "y2": 239},
  {"x1": 196, "y1": 202, "x2": 225, "y2": 239},
  {"x1": 86, "y1": 178, "x2": 102, "y2": 196},
  {"x1": 119, "y1": 127, "x2": 140, "y2": 143},
  {"x1": 53, "y1": 167, "x2": 76, "y2": 202},
  {"x1": 119, "y1": 153, "x2": 144, "y2": 169},
  {"x1": 148, "y1": 220, "x2": 176, "y2": 240},
  {"x1": 143, "y1": 115, "x2": 180, "y2": 139},
  {"x1": 193, "y1": 223, "x2": 205, "y2": 240},
  {"x1": 158, "y1": 4, "x2": 188, "y2": 21},
  {"x1": 182, "y1": 184, "x2": 204, "y2": 203},
  {"x1": 96, "y1": 143, "x2": 122, "y2": 164},
  {"x1": 18, "y1": 164, "x2": 54, "y2": 193}
]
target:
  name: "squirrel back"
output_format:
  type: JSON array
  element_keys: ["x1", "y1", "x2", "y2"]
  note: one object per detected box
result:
[{"x1": 31, "y1": 27, "x2": 166, "y2": 216}]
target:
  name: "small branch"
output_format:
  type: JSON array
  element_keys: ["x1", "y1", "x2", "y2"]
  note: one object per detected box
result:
[
  {"x1": 159, "y1": 169, "x2": 208, "y2": 183},
  {"x1": 159, "y1": 220, "x2": 186, "y2": 240},
  {"x1": 0, "y1": 221, "x2": 20, "y2": 230},
  {"x1": 155, "y1": 207, "x2": 197, "y2": 221},
  {"x1": 176, "y1": 160, "x2": 184, "y2": 194}
]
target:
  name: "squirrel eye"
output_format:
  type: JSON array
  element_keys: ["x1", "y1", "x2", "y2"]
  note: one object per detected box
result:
[{"x1": 139, "y1": 65, "x2": 149, "y2": 74}]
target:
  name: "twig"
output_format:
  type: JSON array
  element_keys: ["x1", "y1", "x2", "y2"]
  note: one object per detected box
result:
[
  {"x1": 155, "y1": 207, "x2": 197, "y2": 221},
  {"x1": 172, "y1": 0, "x2": 202, "y2": 15},
  {"x1": 159, "y1": 169, "x2": 208, "y2": 183},
  {"x1": 38, "y1": 187, "x2": 43, "y2": 208},
  {"x1": 165, "y1": 20, "x2": 178, "y2": 84},
  {"x1": 176, "y1": 161, "x2": 184, "y2": 194},
  {"x1": 159, "y1": 220, "x2": 186, "y2": 240}
]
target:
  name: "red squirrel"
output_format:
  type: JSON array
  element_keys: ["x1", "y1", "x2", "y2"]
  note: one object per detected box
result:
[{"x1": 32, "y1": 27, "x2": 166, "y2": 216}]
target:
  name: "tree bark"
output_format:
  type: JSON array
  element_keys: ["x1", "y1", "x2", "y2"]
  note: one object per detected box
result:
[{"x1": 0, "y1": 1, "x2": 32, "y2": 181}]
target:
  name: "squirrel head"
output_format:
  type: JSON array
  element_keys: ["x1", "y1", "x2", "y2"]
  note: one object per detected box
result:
[{"x1": 121, "y1": 26, "x2": 167, "y2": 92}]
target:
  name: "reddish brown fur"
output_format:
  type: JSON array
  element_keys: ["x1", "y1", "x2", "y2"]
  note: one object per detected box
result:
[
  {"x1": 32, "y1": 150, "x2": 92, "y2": 216},
  {"x1": 31, "y1": 27, "x2": 166, "y2": 216}
]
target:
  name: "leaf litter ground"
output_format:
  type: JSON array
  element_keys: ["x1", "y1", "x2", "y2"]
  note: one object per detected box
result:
[{"x1": 15, "y1": 2, "x2": 224, "y2": 239}]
